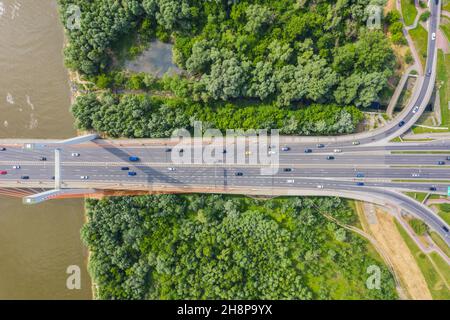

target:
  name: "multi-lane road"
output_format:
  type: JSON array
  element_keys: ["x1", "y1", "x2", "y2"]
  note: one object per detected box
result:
[
  {"x1": 0, "y1": 138, "x2": 449, "y2": 244},
  {"x1": 0, "y1": 1, "x2": 448, "y2": 245}
]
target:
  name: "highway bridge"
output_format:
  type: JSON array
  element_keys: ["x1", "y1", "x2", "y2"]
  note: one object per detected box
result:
[{"x1": 0, "y1": 1, "x2": 448, "y2": 245}]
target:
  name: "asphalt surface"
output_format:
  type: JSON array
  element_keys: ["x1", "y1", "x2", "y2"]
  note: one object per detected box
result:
[{"x1": 0, "y1": 1, "x2": 447, "y2": 244}]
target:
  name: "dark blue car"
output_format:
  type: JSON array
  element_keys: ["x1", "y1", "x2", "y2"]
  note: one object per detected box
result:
[
  {"x1": 356, "y1": 182, "x2": 365, "y2": 186},
  {"x1": 128, "y1": 172, "x2": 137, "y2": 176},
  {"x1": 121, "y1": 167, "x2": 130, "y2": 171},
  {"x1": 129, "y1": 156, "x2": 140, "y2": 162},
  {"x1": 356, "y1": 173, "x2": 365, "y2": 178},
  {"x1": 398, "y1": 121, "x2": 405, "y2": 127}
]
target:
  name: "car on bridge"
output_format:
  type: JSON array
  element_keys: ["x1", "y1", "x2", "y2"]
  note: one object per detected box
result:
[
  {"x1": 71, "y1": 153, "x2": 80, "y2": 157},
  {"x1": 326, "y1": 156, "x2": 335, "y2": 160},
  {"x1": 129, "y1": 156, "x2": 140, "y2": 162},
  {"x1": 281, "y1": 146, "x2": 291, "y2": 151},
  {"x1": 316, "y1": 144, "x2": 325, "y2": 148},
  {"x1": 235, "y1": 172, "x2": 243, "y2": 176},
  {"x1": 39, "y1": 157, "x2": 47, "y2": 161},
  {"x1": 0, "y1": 147, "x2": 6, "y2": 151},
  {"x1": 80, "y1": 176, "x2": 89, "y2": 180},
  {"x1": 21, "y1": 176, "x2": 29, "y2": 180},
  {"x1": 304, "y1": 149, "x2": 312, "y2": 153},
  {"x1": 12, "y1": 165, "x2": 20, "y2": 169},
  {"x1": 398, "y1": 121, "x2": 405, "y2": 127},
  {"x1": 128, "y1": 172, "x2": 137, "y2": 176},
  {"x1": 356, "y1": 182, "x2": 365, "y2": 186},
  {"x1": 283, "y1": 168, "x2": 293, "y2": 172},
  {"x1": 0, "y1": 171, "x2": 7, "y2": 175},
  {"x1": 438, "y1": 161, "x2": 446, "y2": 165}
]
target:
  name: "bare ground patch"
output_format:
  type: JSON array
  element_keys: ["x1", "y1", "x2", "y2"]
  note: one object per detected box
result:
[{"x1": 355, "y1": 202, "x2": 432, "y2": 300}]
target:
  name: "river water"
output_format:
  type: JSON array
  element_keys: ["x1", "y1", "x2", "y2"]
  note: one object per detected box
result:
[{"x1": 0, "y1": 0, "x2": 91, "y2": 299}]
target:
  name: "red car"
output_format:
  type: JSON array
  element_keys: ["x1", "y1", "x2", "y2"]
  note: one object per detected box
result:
[{"x1": 0, "y1": 171, "x2": 7, "y2": 175}]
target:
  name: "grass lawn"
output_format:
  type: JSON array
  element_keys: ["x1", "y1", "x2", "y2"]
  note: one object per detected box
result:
[
  {"x1": 438, "y1": 203, "x2": 450, "y2": 225},
  {"x1": 437, "y1": 50, "x2": 449, "y2": 128},
  {"x1": 405, "y1": 192, "x2": 428, "y2": 202},
  {"x1": 395, "y1": 221, "x2": 450, "y2": 299},
  {"x1": 441, "y1": 23, "x2": 450, "y2": 42},
  {"x1": 409, "y1": 25, "x2": 428, "y2": 67},
  {"x1": 401, "y1": 0, "x2": 418, "y2": 26},
  {"x1": 444, "y1": 0, "x2": 450, "y2": 12},
  {"x1": 430, "y1": 232, "x2": 450, "y2": 257},
  {"x1": 412, "y1": 126, "x2": 449, "y2": 133}
]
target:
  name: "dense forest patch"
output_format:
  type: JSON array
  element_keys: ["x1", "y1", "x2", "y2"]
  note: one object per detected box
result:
[
  {"x1": 72, "y1": 92, "x2": 363, "y2": 137},
  {"x1": 83, "y1": 195, "x2": 397, "y2": 299},
  {"x1": 59, "y1": 0, "x2": 395, "y2": 112}
]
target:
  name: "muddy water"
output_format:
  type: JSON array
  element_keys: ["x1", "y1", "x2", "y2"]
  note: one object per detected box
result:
[
  {"x1": 125, "y1": 40, "x2": 181, "y2": 77},
  {"x1": 0, "y1": 0, "x2": 91, "y2": 299}
]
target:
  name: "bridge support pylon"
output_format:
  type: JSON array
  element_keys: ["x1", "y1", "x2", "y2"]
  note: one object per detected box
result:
[{"x1": 23, "y1": 189, "x2": 97, "y2": 205}]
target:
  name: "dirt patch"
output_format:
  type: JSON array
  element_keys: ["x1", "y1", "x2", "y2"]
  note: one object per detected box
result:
[
  {"x1": 368, "y1": 208, "x2": 433, "y2": 300},
  {"x1": 354, "y1": 201, "x2": 432, "y2": 299},
  {"x1": 384, "y1": 0, "x2": 396, "y2": 14}
]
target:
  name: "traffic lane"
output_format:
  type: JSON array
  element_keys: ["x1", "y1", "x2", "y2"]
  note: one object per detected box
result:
[
  {"x1": 2, "y1": 164, "x2": 450, "y2": 181},
  {"x1": 2, "y1": 147, "x2": 450, "y2": 167},
  {"x1": 1, "y1": 165, "x2": 449, "y2": 192}
]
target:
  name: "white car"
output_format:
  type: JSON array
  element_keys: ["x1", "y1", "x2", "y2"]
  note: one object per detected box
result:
[
  {"x1": 431, "y1": 33, "x2": 436, "y2": 41},
  {"x1": 12, "y1": 165, "x2": 21, "y2": 169},
  {"x1": 71, "y1": 153, "x2": 80, "y2": 157},
  {"x1": 168, "y1": 167, "x2": 176, "y2": 171},
  {"x1": 412, "y1": 106, "x2": 419, "y2": 114},
  {"x1": 80, "y1": 176, "x2": 89, "y2": 180},
  {"x1": 317, "y1": 185, "x2": 324, "y2": 189},
  {"x1": 286, "y1": 179, "x2": 295, "y2": 184},
  {"x1": 334, "y1": 149, "x2": 342, "y2": 153},
  {"x1": 352, "y1": 141, "x2": 360, "y2": 145},
  {"x1": 268, "y1": 150, "x2": 277, "y2": 155}
]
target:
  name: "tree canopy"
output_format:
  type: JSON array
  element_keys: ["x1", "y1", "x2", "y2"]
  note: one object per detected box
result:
[{"x1": 83, "y1": 195, "x2": 397, "y2": 300}]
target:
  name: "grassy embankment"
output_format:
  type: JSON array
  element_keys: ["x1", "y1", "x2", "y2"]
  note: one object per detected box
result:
[
  {"x1": 395, "y1": 221, "x2": 450, "y2": 299},
  {"x1": 436, "y1": 50, "x2": 450, "y2": 129},
  {"x1": 401, "y1": 0, "x2": 418, "y2": 26},
  {"x1": 443, "y1": 0, "x2": 450, "y2": 12},
  {"x1": 409, "y1": 25, "x2": 450, "y2": 132}
]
